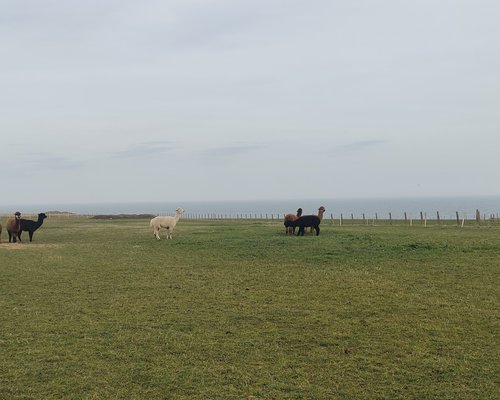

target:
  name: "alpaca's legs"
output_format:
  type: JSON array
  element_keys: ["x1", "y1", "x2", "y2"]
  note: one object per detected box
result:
[{"x1": 315, "y1": 225, "x2": 320, "y2": 236}]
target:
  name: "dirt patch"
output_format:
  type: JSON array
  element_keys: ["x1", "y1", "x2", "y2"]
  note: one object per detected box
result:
[{"x1": 0, "y1": 243, "x2": 62, "y2": 250}]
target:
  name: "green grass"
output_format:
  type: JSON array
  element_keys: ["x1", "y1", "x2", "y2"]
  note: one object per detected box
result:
[{"x1": 0, "y1": 218, "x2": 499, "y2": 399}]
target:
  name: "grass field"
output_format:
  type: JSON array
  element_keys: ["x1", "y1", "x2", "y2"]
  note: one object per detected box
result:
[{"x1": 0, "y1": 218, "x2": 499, "y2": 399}]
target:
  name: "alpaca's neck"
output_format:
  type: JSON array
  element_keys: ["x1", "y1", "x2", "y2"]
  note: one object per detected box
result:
[
  {"x1": 174, "y1": 213, "x2": 182, "y2": 222},
  {"x1": 36, "y1": 217, "x2": 45, "y2": 228}
]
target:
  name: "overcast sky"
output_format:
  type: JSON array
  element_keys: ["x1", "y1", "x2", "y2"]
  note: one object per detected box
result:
[{"x1": 1, "y1": 0, "x2": 499, "y2": 205}]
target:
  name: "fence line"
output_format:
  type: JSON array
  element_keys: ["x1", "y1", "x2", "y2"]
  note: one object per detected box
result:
[{"x1": 1, "y1": 210, "x2": 499, "y2": 227}]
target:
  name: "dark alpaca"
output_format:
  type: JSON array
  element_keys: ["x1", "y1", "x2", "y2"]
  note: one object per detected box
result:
[
  {"x1": 19, "y1": 213, "x2": 47, "y2": 242},
  {"x1": 284, "y1": 208, "x2": 303, "y2": 235},
  {"x1": 7, "y1": 211, "x2": 22, "y2": 243},
  {"x1": 291, "y1": 215, "x2": 321, "y2": 236},
  {"x1": 309, "y1": 206, "x2": 326, "y2": 234}
]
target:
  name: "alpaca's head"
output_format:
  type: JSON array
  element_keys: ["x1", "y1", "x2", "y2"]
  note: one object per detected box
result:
[
  {"x1": 38, "y1": 213, "x2": 48, "y2": 221},
  {"x1": 175, "y1": 208, "x2": 184, "y2": 215},
  {"x1": 318, "y1": 207, "x2": 326, "y2": 219},
  {"x1": 15, "y1": 211, "x2": 21, "y2": 220},
  {"x1": 296, "y1": 208, "x2": 303, "y2": 217}
]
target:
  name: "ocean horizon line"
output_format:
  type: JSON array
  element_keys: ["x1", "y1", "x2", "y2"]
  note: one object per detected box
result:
[{"x1": 1, "y1": 196, "x2": 499, "y2": 219}]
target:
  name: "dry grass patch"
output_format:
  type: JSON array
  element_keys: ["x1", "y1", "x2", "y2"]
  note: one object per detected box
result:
[{"x1": 0, "y1": 243, "x2": 63, "y2": 250}]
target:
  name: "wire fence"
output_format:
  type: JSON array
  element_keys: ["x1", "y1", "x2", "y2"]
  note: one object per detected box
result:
[{"x1": 2, "y1": 210, "x2": 499, "y2": 228}]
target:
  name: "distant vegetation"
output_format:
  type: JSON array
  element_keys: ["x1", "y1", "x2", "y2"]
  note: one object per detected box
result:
[{"x1": 91, "y1": 213, "x2": 156, "y2": 220}]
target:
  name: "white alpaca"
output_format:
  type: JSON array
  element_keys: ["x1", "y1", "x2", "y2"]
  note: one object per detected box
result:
[{"x1": 150, "y1": 208, "x2": 184, "y2": 240}]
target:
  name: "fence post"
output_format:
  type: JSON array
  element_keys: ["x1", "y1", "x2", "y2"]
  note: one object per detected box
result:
[
  {"x1": 476, "y1": 209, "x2": 480, "y2": 226},
  {"x1": 389, "y1": 212, "x2": 392, "y2": 225},
  {"x1": 340, "y1": 213, "x2": 343, "y2": 226},
  {"x1": 437, "y1": 211, "x2": 440, "y2": 225},
  {"x1": 456, "y1": 211, "x2": 460, "y2": 226},
  {"x1": 404, "y1": 212, "x2": 407, "y2": 221},
  {"x1": 420, "y1": 211, "x2": 424, "y2": 224}
]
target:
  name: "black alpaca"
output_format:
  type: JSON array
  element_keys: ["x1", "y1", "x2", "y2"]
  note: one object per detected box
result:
[
  {"x1": 291, "y1": 215, "x2": 321, "y2": 236},
  {"x1": 19, "y1": 213, "x2": 47, "y2": 242}
]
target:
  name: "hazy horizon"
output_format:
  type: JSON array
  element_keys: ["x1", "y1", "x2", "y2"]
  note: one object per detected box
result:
[
  {"x1": 2, "y1": 194, "x2": 500, "y2": 207},
  {"x1": 2, "y1": 1, "x2": 499, "y2": 204},
  {"x1": 1, "y1": 195, "x2": 499, "y2": 218}
]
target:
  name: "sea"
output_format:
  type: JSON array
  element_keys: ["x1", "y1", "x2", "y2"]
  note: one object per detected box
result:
[{"x1": 1, "y1": 196, "x2": 499, "y2": 219}]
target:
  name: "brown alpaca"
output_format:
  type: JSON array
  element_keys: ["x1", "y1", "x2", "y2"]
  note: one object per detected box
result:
[
  {"x1": 309, "y1": 206, "x2": 326, "y2": 233},
  {"x1": 284, "y1": 208, "x2": 303, "y2": 235},
  {"x1": 7, "y1": 212, "x2": 22, "y2": 243},
  {"x1": 318, "y1": 206, "x2": 326, "y2": 221}
]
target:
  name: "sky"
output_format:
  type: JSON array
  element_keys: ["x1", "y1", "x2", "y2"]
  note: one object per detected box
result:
[{"x1": 1, "y1": 0, "x2": 499, "y2": 205}]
